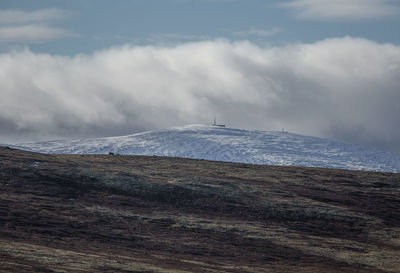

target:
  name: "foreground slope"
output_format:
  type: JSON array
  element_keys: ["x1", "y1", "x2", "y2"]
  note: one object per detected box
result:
[
  {"x1": 16, "y1": 125, "x2": 400, "y2": 173},
  {"x1": 1, "y1": 147, "x2": 400, "y2": 273}
]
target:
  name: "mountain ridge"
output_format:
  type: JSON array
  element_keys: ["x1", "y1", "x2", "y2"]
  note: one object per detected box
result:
[{"x1": 13, "y1": 124, "x2": 400, "y2": 173}]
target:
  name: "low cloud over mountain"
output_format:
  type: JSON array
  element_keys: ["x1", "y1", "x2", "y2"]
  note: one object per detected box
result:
[{"x1": 1, "y1": 37, "x2": 400, "y2": 153}]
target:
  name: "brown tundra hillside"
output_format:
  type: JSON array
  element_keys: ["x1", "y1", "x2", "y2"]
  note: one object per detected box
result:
[{"x1": 0, "y1": 146, "x2": 399, "y2": 273}]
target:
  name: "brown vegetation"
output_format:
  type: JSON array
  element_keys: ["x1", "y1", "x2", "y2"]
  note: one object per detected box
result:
[{"x1": 0, "y1": 146, "x2": 399, "y2": 272}]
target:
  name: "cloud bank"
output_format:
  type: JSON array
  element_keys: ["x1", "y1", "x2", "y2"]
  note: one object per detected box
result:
[
  {"x1": 1, "y1": 37, "x2": 400, "y2": 153},
  {"x1": 282, "y1": 0, "x2": 400, "y2": 21}
]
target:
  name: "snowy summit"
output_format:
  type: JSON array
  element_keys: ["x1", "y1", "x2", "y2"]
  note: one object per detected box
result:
[{"x1": 15, "y1": 125, "x2": 400, "y2": 173}]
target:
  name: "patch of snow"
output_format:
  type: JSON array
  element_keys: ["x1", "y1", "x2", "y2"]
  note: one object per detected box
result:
[{"x1": 13, "y1": 125, "x2": 400, "y2": 173}]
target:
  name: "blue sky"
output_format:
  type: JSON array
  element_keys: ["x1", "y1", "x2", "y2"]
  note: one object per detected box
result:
[
  {"x1": 1, "y1": 0, "x2": 400, "y2": 54},
  {"x1": 1, "y1": 0, "x2": 400, "y2": 154}
]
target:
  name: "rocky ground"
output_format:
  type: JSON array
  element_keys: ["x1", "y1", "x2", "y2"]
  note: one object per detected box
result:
[{"x1": 0, "y1": 146, "x2": 399, "y2": 272}]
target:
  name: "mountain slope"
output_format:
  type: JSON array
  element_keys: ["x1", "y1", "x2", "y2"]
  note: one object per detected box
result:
[
  {"x1": 1, "y1": 147, "x2": 400, "y2": 272},
  {"x1": 16, "y1": 124, "x2": 400, "y2": 173}
]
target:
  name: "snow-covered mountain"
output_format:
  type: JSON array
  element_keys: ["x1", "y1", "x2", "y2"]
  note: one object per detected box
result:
[{"x1": 14, "y1": 124, "x2": 400, "y2": 173}]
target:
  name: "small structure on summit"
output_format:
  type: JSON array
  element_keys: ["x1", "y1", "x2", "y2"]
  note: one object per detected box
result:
[{"x1": 212, "y1": 118, "x2": 226, "y2": 128}]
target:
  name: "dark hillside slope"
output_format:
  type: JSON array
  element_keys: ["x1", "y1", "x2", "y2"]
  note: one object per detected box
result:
[{"x1": 0, "y1": 147, "x2": 399, "y2": 272}]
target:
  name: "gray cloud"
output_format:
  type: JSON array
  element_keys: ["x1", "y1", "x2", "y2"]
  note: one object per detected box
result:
[
  {"x1": 1, "y1": 37, "x2": 400, "y2": 154},
  {"x1": 281, "y1": 0, "x2": 400, "y2": 21}
]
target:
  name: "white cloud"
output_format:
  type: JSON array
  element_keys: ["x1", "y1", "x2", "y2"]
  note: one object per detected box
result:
[
  {"x1": 0, "y1": 25, "x2": 76, "y2": 42},
  {"x1": 281, "y1": 0, "x2": 400, "y2": 20},
  {"x1": 0, "y1": 8, "x2": 70, "y2": 25},
  {"x1": 0, "y1": 38, "x2": 400, "y2": 153},
  {"x1": 0, "y1": 8, "x2": 75, "y2": 43}
]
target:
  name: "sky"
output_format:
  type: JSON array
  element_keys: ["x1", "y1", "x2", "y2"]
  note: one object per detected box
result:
[{"x1": 0, "y1": 0, "x2": 400, "y2": 154}]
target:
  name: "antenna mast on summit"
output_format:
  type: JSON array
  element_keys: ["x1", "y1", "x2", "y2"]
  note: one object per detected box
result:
[{"x1": 212, "y1": 117, "x2": 226, "y2": 128}]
